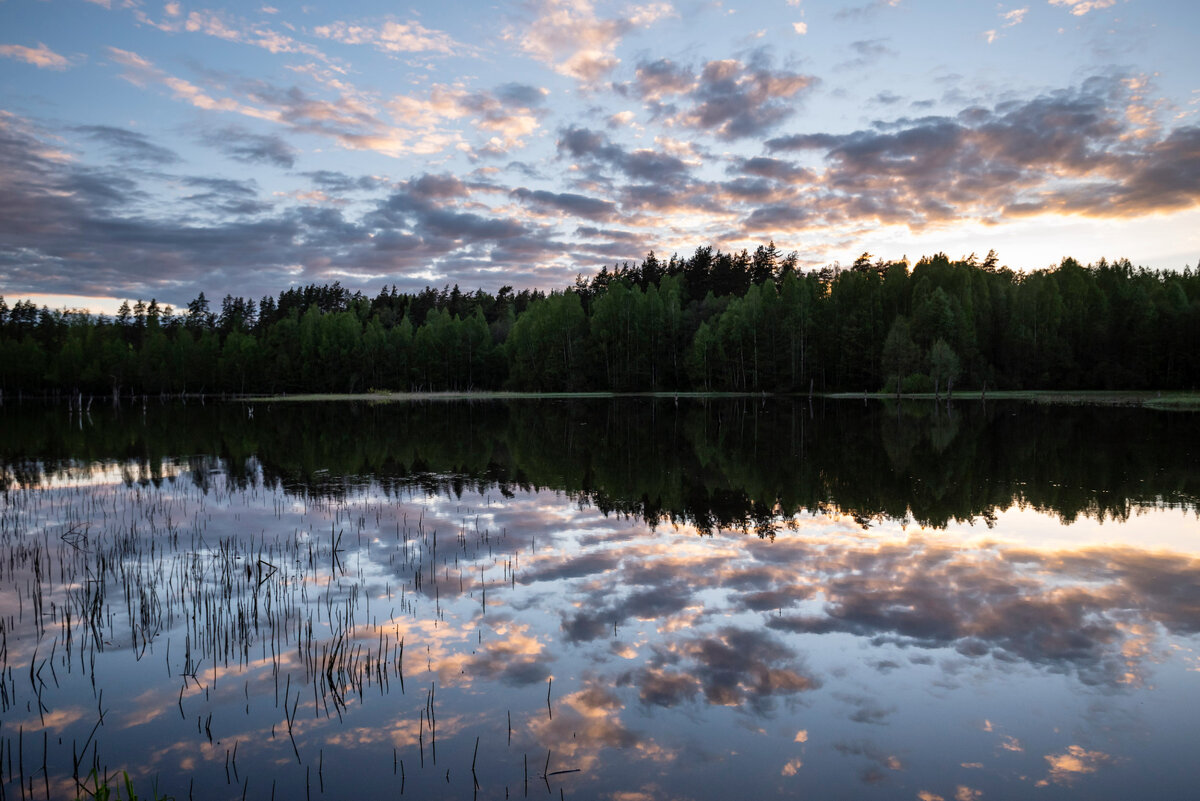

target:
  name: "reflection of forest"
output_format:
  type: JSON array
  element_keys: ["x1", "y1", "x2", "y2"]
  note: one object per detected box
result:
[{"x1": 2, "y1": 399, "x2": 1197, "y2": 531}]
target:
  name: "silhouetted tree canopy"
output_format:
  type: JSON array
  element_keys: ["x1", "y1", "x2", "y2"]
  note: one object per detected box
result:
[{"x1": 2, "y1": 249, "x2": 1197, "y2": 397}]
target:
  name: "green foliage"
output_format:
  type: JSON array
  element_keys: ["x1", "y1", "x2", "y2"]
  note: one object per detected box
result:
[
  {"x1": 76, "y1": 770, "x2": 174, "y2": 801},
  {"x1": 2, "y1": 250, "x2": 1197, "y2": 398},
  {"x1": 882, "y1": 316, "x2": 920, "y2": 395},
  {"x1": 928, "y1": 338, "x2": 961, "y2": 397},
  {"x1": 902, "y1": 372, "x2": 934, "y2": 394}
]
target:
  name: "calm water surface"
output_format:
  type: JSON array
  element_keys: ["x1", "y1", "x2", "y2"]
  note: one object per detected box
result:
[{"x1": 1, "y1": 399, "x2": 1197, "y2": 800}]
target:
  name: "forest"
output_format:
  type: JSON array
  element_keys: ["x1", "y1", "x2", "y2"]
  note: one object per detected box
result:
[{"x1": 2, "y1": 245, "x2": 1198, "y2": 396}]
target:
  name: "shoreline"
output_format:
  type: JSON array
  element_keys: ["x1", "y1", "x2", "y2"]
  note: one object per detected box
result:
[{"x1": 241, "y1": 389, "x2": 1200, "y2": 409}]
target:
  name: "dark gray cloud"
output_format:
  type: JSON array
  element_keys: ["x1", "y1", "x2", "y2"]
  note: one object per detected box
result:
[
  {"x1": 183, "y1": 176, "x2": 258, "y2": 197},
  {"x1": 409, "y1": 173, "x2": 470, "y2": 199},
  {"x1": 627, "y1": 54, "x2": 817, "y2": 141},
  {"x1": 755, "y1": 76, "x2": 1200, "y2": 230},
  {"x1": 0, "y1": 115, "x2": 568, "y2": 303},
  {"x1": 74, "y1": 125, "x2": 180, "y2": 165},
  {"x1": 557, "y1": 126, "x2": 691, "y2": 185},
  {"x1": 835, "y1": 0, "x2": 904, "y2": 22},
  {"x1": 574, "y1": 226, "x2": 641, "y2": 242},
  {"x1": 488, "y1": 82, "x2": 547, "y2": 110},
  {"x1": 631, "y1": 58, "x2": 694, "y2": 101},
  {"x1": 181, "y1": 176, "x2": 272, "y2": 215},
  {"x1": 735, "y1": 156, "x2": 817, "y2": 184},
  {"x1": 301, "y1": 170, "x2": 384, "y2": 193},
  {"x1": 837, "y1": 39, "x2": 896, "y2": 70},
  {"x1": 511, "y1": 188, "x2": 617, "y2": 220},
  {"x1": 202, "y1": 126, "x2": 298, "y2": 169}
]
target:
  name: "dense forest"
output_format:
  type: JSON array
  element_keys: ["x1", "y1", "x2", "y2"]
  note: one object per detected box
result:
[{"x1": 2, "y1": 246, "x2": 1198, "y2": 396}]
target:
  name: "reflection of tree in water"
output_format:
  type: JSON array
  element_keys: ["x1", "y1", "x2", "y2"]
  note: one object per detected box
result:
[{"x1": 1, "y1": 399, "x2": 1197, "y2": 531}]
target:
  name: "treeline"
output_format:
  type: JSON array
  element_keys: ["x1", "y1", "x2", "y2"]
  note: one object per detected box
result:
[{"x1": 2, "y1": 245, "x2": 1198, "y2": 396}]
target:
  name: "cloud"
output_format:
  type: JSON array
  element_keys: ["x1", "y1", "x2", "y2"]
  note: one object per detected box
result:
[
  {"x1": 834, "y1": 0, "x2": 902, "y2": 22},
  {"x1": 74, "y1": 125, "x2": 180, "y2": 164},
  {"x1": 1002, "y1": 7, "x2": 1029, "y2": 26},
  {"x1": 635, "y1": 53, "x2": 817, "y2": 140},
  {"x1": 574, "y1": 226, "x2": 641, "y2": 242},
  {"x1": 837, "y1": 38, "x2": 896, "y2": 70},
  {"x1": 0, "y1": 113, "x2": 304, "y2": 298},
  {"x1": 793, "y1": 22, "x2": 808, "y2": 35},
  {"x1": 507, "y1": 0, "x2": 675, "y2": 84},
  {"x1": 632, "y1": 58, "x2": 695, "y2": 102},
  {"x1": 511, "y1": 188, "x2": 618, "y2": 221},
  {"x1": 201, "y1": 126, "x2": 298, "y2": 168},
  {"x1": 760, "y1": 76, "x2": 1200, "y2": 230},
  {"x1": 312, "y1": 18, "x2": 460, "y2": 55},
  {"x1": 181, "y1": 176, "x2": 272, "y2": 215},
  {"x1": 985, "y1": 6, "x2": 1029, "y2": 43},
  {"x1": 1049, "y1": 0, "x2": 1114, "y2": 16},
  {"x1": 108, "y1": 47, "x2": 488, "y2": 158},
  {"x1": 129, "y1": 5, "x2": 329, "y2": 59},
  {"x1": 302, "y1": 171, "x2": 384, "y2": 194},
  {"x1": 557, "y1": 126, "x2": 692, "y2": 184},
  {"x1": 0, "y1": 112, "x2": 571, "y2": 302},
  {"x1": 0, "y1": 42, "x2": 71, "y2": 70},
  {"x1": 735, "y1": 156, "x2": 816, "y2": 184}
]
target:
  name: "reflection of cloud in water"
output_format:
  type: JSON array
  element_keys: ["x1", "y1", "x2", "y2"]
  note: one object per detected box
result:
[
  {"x1": 835, "y1": 693, "x2": 896, "y2": 726},
  {"x1": 8, "y1": 462, "x2": 1200, "y2": 800},
  {"x1": 13, "y1": 706, "x2": 88, "y2": 733},
  {"x1": 1037, "y1": 745, "x2": 1115, "y2": 786},
  {"x1": 525, "y1": 679, "x2": 674, "y2": 775},
  {"x1": 490, "y1": 492, "x2": 1200, "y2": 699},
  {"x1": 620, "y1": 627, "x2": 819, "y2": 714},
  {"x1": 509, "y1": 502, "x2": 1200, "y2": 690},
  {"x1": 752, "y1": 539, "x2": 1200, "y2": 686},
  {"x1": 834, "y1": 739, "x2": 904, "y2": 784},
  {"x1": 465, "y1": 621, "x2": 552, "y2": 686}
]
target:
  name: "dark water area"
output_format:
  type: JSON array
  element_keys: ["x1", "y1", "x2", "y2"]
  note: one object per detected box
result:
[{"x1": 0, "y1": 398, "x2": 1197, "y2": 800}]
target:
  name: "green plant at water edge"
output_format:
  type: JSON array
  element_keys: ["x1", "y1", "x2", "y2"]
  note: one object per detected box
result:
[{"x1": 76, "y1": 770, "x2": 174, "y2": 801}]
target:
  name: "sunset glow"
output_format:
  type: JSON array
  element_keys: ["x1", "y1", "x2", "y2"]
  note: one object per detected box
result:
[{"x1": 2, "y1": 0, "x2": 1198, "y2": 310}]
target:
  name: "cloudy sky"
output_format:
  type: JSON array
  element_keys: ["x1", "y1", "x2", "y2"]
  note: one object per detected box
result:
[{"x1": 2, "y1": 0, "x2": 1198, "y2": 312}]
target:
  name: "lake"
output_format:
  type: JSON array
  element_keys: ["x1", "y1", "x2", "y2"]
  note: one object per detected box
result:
[{"x1": 1, "y1": 398, "x2": 1198, "y2": 800}]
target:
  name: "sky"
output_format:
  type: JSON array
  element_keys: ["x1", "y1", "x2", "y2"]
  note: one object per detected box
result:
[{"x1": 1, "y1": 0, "x2": 1199, "y2": 313}]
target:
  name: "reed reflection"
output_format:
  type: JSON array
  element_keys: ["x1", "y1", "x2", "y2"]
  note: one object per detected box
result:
[{"x1": 1, "y1": 399, "x2": 1197, "y2": 799}]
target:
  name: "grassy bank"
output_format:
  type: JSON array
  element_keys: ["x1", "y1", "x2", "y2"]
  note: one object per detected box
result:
[
  {"x1": 826, "y1": 389, "x2": 1200, "y2": 409},
  {"x1": 244, "y1": 389, "x2": 1200, "y2": 408},
  {"x1": 245, "y1": 390, "x2": 764, "y2": 402}
]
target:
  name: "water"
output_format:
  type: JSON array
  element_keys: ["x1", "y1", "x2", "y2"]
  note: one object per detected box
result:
[{"x1": 0, "y1": 398, "x2": 1197, "y2": 800}]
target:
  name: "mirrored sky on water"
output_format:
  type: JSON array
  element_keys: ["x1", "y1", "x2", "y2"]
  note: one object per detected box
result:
[{"x1": 3, "y1": 451, "x2": 1198, "y2": 800}]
